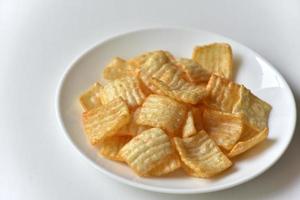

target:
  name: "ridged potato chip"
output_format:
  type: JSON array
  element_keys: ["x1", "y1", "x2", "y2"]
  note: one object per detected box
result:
[
  {"x1": 136, "y1": 95, "x2": 187, "y2": 135},
  {"x1": 119, "y1": 128, "x2": 175, "y2": 176},
  {"x1": 139, "y1": 54, "x2": 176, "y2": 93},
  {"x1": 140, "y1": 55, "x2": 207, "y2": 104},
  {"x1": 205, "y1": 74, "x2": 242, "y2": 112},
  {"x1": 191, "y1": 106, "x2": 205, "y2": 131},
  {"x1": 182, "y1": 111, "x2": 197, "y2": 138},
  {"x1": 100, "y1": 77, "x2": 146, "y2": 108},
  {"x1": 203, "y1": 109, "x2": 243, "y2": 150},
  {"x1": 233, "y1": 86, "x2": 272, "y2": 131},
  {"x1": 206, "y1": 74, "x2": 271, "y2": 130},
  {"x1": 128, "y1": 107, "x2": 150, "y2": 136},
  {"x1": 148, "y1": 154, "x2": 181, "y2": 176},
  {"x1": 192, "y1": 43, "x2": 233, "y2": 79},
  {"x1": 151, "y1": 78, "x2": 208, "y2": 104},
  {"x1": 98, "y1": 135, "x2": 132, "y2": 161},
  {"x1": 103, "y1": 57, "x2": 138, "y2": 80},
  {"x1": 128, "y1": 50, "x2": 175, "y2": 68},
  {"x1": 176, "y1": 58, "x2": 211, "y2": 83},
  {"x1": 82, "y1": 98, "x2": 130, "y2": 144},
  {"x1": 174, "y1": 130, "x2": 232, "y2": 178},
  {"x1": 79, "y1": 82, "x2": 103, "y2": 111},
  {"x1": 228, "y1": 128, "x2": 268, "y2": 157}
]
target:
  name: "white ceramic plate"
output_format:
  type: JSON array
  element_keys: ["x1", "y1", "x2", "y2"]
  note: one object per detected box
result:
[{"x1": 56, "y1": 28, "x2": 296, "y2": 194}]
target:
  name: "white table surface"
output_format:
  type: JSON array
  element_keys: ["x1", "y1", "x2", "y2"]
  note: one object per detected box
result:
[{"x1": 1, "y1": 0, "x2": 300, "y2": 199}]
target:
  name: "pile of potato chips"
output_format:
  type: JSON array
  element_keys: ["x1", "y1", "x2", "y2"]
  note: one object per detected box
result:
[{"x1": 79, "y1": 43, "x2": 272, "y2": 178}]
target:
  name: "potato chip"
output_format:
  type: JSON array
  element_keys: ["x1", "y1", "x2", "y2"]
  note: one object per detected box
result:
[
  {"x1": 203, "y1": 109, "x2": 243, "y2": 150},
  {"x1": 139, "y1": 54, "x2": 207, "y2": 104},
  {"x1": 99, "y1": 77, "x2": 146, "y2": 108},
  {"x1": 148, "y1": 154, "x2": 181, "y2": 176},
  {"x1": 98, "y1": 135, "x2": 132, "y2": 161},
  {"x1": 151, "y1": 78, "x2": 208, "y2": 104},
  {"x1": 192, "y1": 43, "x2": 233, "y2": 79},
  {"x1": 103, "y1": 57, "x2": 138, "y2": 80},
  {"x1": 128, "y1": 107, "x2": 150, "y2": 136},
  {"x1": 205, "y1": 74, "x2": 241, "y2": 112},
  {"x1": 191, "y1": 106, "x2": 204, "y2": 131},
  {"x1": 136, "y1": 95, "x2": 187, "y2": 135},
  {"x1": 119, "y1": 128, "x2": 175, "y2": 176},
  {"x1": 233, "y1": 86, "x2": 272, "y2": 131},
  {"x1": 176, "y1": 58, "x2": 211, "y2": 83},
  {"x1": 79, "y1": 82, "x2": 103, "y2": 111},
  {"x1": 82, "y1": 98, "x2": 130, "y2": 144},
  {"x1": 174, "y1": 130, "x2": 232, "y2": 178},
  {"x1": 128, "y1": 50, "x2": 175, "y2": 68},
  {"x1": 228, "y1": 128, "x2": 268, "y2": 157},
  {"x1": 205, "y1": 74, "x2": 271, "y2": 130},
  {"x1": 182, "y1": 111, "x2": 197, "y2": 138},
  {"x1": 139, "y1": 54, "x2": 176, "y2": 93}
]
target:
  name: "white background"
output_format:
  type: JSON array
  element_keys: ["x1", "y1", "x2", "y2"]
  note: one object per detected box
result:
[{"x1": 1, "y1": 0, "x2": 299, "y2": 199}]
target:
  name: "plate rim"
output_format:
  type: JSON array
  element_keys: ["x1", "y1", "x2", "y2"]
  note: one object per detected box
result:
[{"x1": 55, "y1": 27, "x2": 297, "y2": 194}]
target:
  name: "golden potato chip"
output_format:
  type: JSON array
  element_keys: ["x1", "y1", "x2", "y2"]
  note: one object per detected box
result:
[
  {"x1": 115, "y1": 108, "x2": 150, "y2": 137},
  {"x1": 136, "y1": 95, "x2": 187, "y2": 135},
  {"x1": 79, "y1": 82, "x2": 103, "y2": 111},
  {"x1": 174, "y1": 130, "x2": 232, "y2": 178},
  {"x1": 98, "y1": 135, "x2": 131, "y2": 161},
  {"x1": 191, "y1": 106, "x2": 204, "y2": 131},
  {"x1": 182, "y1": 111, "x2": 197, "y2": 138},
  {"x1": 205, "y1": 74, "x2": 241, "y2": 112},
  {"x1": 205, "y1": 74, "x2": 271, "y2": 130},
  {"x1": 148, "y1": 154, "x2": 181, "y2": 176},
  {"x1": 233, "y1": 86, "x2": 272, "y2": 131},
  {"x1": 139, "y1": 54, "x2": 176, "y2": 93},
  {"x1": 128, "y1": 50, "x2": 175, "y2": 68},
  {"x1": 151, "y1": 78, "x2": 208, "y2": 104},
  {"x1": 103, "y1": 57, "x2": 138, "y2": 80},
  {"x1": 82, "y1": 98, "x2": 130, "y2": 144},
  {"x1": 203, "y1": 109, "x2": 243, "y2": 150},
  {"x1": 99, "y1": 77, "x2": 146, "y2": 108},
  {"x1": 119, "y1": 128, "x2": 175, "y2": 176},
  {"x1": 176, "y1": 58, "x2": 211, "y2": 83},
  {"x1": 139, "y1": 54, "x2": 207, "y2": 104},
  {"x1": 228, "y1": 128, "x2": 268, "y2": 157},
  {"x1": 192, "y1": 43, "x2": 233, "y2": 79},
  {"x1": 128, "y1": 107, "x2": 150, "y2": 136}
]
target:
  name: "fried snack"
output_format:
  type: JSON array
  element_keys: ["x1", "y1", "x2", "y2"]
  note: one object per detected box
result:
[
  {"x1": 79, "y1": 82, "x2": 103, "y2": 111},
  {"x1": 148, "y1": 154, "x2": 181, "y2": 176},
  {"x1": 192, "y1": 43, "x2": 233, "y2": 79},
  {"x1": 128, "y1": 50, "x2": 175, "y2": 68},
  {"x1": 139, "y1": 54, "x2": 175, "y2": 93},
  {"x1": 119, "y1": 128, "x2": 175, "y2": 176},
  {"x1": 203, "y1": 109, "x2": 243, "y2": 150},
  {"x1": 138, "y1": 52, "x2": 208, "y2": 104},
  {"x1": 174, "y1": 130, "x2": 232, "y2": 178},
  {"x1": 151, "y1": 78, "x2": 207, "y2": 104},
  {"x1": 228, "y1": 127, "x2": 268, "y2": 157},
  {"x1": 103, "y1": 57, "x2": 138, "y2": 80},
  {"x1": 206, "y1": 74, "x2": 271, "y2": 130},
  {"x1": 191, "y1": 106, "x2": 205, "y2": 131},
  {"x1": 182, "y1": 111, "x2": 197, "y2": 138},
  {"x1": 205, "y1": 74, "x2": 241, "y2": 112},
  {"x1": 128, "y1": 107, "x2": 150, "y2": 136},
  {"x1": 98, "y1": 135, "x2": 132, "y2": 161},
  {"x1": 176, "y1": 58, "x2": 211, "y2": 83},
  {"x1": 136, "y1": 95, "x2": 187, "y2": 136},
  {"x1": 99, "y1": 77, "x2": 146, "y2": 108},
  {"x1": 82, "y1": 98, "x2": 130, "y2": 144},
  {"x1": 233, "y1": 87, "x2": 272, "y2": 131}
]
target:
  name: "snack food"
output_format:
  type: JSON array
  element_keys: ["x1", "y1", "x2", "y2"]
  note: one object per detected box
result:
[
  {"x1": 192, "y1": 43, "x2": 233, "y2": 79},
  {"x1": 79, "y1": 44, "x2": 271, "y2": 178}
]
